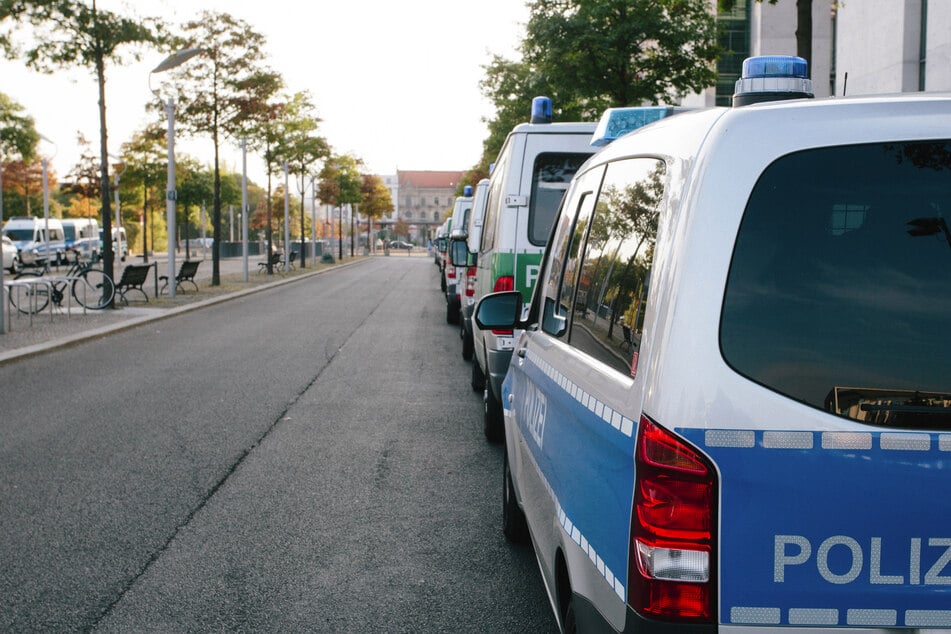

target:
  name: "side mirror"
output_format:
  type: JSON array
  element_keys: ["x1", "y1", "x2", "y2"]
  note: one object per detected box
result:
[
  {"x1": 475, "y1": 291, "x2": 523, "y2": 330},
  {"x1": 450, "y1": 238, "x2": 469, "y2": 267}
]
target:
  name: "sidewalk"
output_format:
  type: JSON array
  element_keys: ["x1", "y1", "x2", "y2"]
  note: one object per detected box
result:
[{"x1": 0, "y1": 253, "x2": 349, "y2": 365}]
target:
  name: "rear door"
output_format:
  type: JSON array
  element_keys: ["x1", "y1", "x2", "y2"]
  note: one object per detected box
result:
[{"x1": 707, "y1": 139, "x2": 951, "y2": 628}]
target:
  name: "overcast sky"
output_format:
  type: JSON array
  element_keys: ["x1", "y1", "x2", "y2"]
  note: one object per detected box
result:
[{"x1": 1, "y1": 0, "x2": 529, "y2": 185}]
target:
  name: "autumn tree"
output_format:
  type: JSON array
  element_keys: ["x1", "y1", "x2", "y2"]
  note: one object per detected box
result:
[
  {"x1": 0, "y1": 91, "x2": 38, "y2": 221},
  {"x1": 232, "y1": 69, "x2": 286, "y2": 274},
  {"x1": 0, "y1": 0, "x2": 160, "y2": 299},
  {"x1": 317, "y1": 154, "x2": 363, "y2": 261},
  {"x1": 360, "y1": 173, "x2": 394, "y2": 251},
  {"x1": 164, "y1": 11, "x2": 273, "y2": 284},
  {"x1": 276, "y1": 92, "x2": 329, "y2": 268}
]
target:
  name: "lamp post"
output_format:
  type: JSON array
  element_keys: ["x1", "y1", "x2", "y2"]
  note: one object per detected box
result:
[
  {"x1": 241, "y1": 138, "x2": 249, "y2": 282},
  {"x1": 110, "y1": 154, "x2": 126, "y2": 263},
  {"x1": 149, "y1": 47, "x2": 203, "y2": 298}
]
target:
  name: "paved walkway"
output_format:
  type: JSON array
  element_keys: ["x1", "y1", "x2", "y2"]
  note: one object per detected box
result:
[{"x1": 0, "y1": 253, "x2": 357, "y2": 364}]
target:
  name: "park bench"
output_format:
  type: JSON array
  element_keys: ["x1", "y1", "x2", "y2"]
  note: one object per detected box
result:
[
  {"x1": 257, "y1": 252, "x2": 281, "y2": 274},
  {"x1": 159, "y1": 260, "x2": 201, "y2": 294},
  {"x1": 115, "y1": 263, "x2": 154, "y2": 305},
  {"x1": 281, "y1": 251, "x2": 297, "y2": 271}
]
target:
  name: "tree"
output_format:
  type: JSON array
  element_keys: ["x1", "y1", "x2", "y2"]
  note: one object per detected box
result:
[
  {"x1": 231, "y1": 69, "x2": 286, "y2": 274},
  {"x1": 119, "y1": 124, "x2": 167, "y2": 261},
  {"x1": 480, "y1": 0, "x2": 718, "y2": 165},
  {"x1": 0, "y1": 90, "x2": 37, "y2": 161},
  {"x1": 360, "y1": 173, "x2": 394, "y2": 251},
  {"x1": 1, "y1": 157, "x2": 48, "y2": 217},
  {"x1": 165, "y1": 11, "x2": 273, "y2": 285},
  {"x1": 317, "y1": 154, "x2": 363, "y2": 261},
  {"x1": 0, "y1": 0, "x2": 159, "y2": 303},
  {"x1": 275, "y1": 92, "x2": 329, "y2": 268}
]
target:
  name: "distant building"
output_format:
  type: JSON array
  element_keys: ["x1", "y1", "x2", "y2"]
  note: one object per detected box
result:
[
  {"x1": 375, "y1": 170, "x2": 464, "y2": 244},
  {"x1": 683, "y1": 0, "x2": 947, "y2": 107}
]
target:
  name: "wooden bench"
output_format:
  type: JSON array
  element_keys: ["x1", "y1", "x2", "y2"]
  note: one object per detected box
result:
[
  {"x1": 115, "y1": 263, "x2": 153, "y2": 305},
  {"x1": 159, "y1": 260, "x2": 201, "y2": 294}
]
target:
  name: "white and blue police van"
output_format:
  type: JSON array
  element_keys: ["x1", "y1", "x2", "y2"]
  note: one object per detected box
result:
[
  {"x1": 476, "y1": 56, "x2": 951, "y2": 633},
  {"x1": 444, "y1": 186, "x2": 474, "y2": 324}
]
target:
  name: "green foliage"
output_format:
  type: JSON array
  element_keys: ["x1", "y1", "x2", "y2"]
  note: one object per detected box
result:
[
  {"x1": 480, "y1": 0, "x2": 718, "y2": 165},
  {"x1": 360, "y1": 173, "x2": 394, "y2": 221},
  {"x1": 317, "y1": 154, "x2": 363, "y2": 207},
  {"x1": 0, "y1": 91, "x2": 37, "y2": 160},
  {"x1": 0, "y1": 0, "x2": 160, "y2": 74}
]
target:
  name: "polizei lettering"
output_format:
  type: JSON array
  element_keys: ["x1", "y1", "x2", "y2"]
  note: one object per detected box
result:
[{"x1": 774, "y1": 535, "x2": 951, "y2": 586}]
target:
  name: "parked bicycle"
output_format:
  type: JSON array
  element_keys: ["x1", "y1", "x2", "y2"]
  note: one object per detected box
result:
[{"x1": 8, "y1": 249, "x2": 115, "y2": 313}]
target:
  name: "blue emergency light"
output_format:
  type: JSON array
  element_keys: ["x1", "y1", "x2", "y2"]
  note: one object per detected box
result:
[
  {"x1": 733, "y1": 55, "x2": 814, "y2": 106},
  {"x1": 590, "y1": 106, "x2": 673, "y2": 147},
  {"x1": 530, "y1": 96, "x2": 553, "y2": 124},
  {"x1": 463, "y1": 185, "x2": 473, "y2": 197}
]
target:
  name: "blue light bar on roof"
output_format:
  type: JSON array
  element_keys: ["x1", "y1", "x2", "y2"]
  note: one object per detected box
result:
[
  {"x1": 530, "y1": 96, "x2": 553, "y2": 124},
  {"x1": 733, "y1": 55, "x2": 814, "y2": 106},
  {"x1": 590, "y1": 106, "x2": 673, "y2": 147},
  {"x1": 463, "y1": 185, "x2": 473, "y2": 197}
]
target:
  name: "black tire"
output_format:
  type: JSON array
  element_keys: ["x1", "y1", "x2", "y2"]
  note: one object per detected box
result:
[
  {"x1": 462, "y1": 329, "x2": 473, "y2": 360},
  {"x1": 562, "y1": 597, "x2": 578, "y2": 634},
  {"x1": 503, "y1": 452, "x2": 529, "y2": 544},
  {"x1": 72, "y1": 266, "x2": 115, "y2": 309},
  {"x1": 10, "y1": 270, "x2": 50, "y2": 314},
  {"x1": 471, "y1": 357, "x2": 485, "y2": 392},
  {"x1": 484, "y1": 385, "x2": 504, "y2": 443},
  {"x1": 446, "y1": 300, "x2": 456, "y2": 324}
]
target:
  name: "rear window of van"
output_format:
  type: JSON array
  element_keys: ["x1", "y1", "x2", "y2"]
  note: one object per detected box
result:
[
  {"x1": 529, "y1": 153, "x2": 592, "y2": 245},
  {"x1": 721, "y1": 141, "x2": 951, "y2": 427}
]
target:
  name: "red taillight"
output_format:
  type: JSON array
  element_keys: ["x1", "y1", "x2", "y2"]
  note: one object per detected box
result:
[
  {"x1": 465, "y1": 266, "x2": 477, "y2": 297},
  {"x1": 447, "y1": 267, "x2": 456, "y2": 281},
  {"x1": 491, "y1": 275, "x2": 515, "y2": 335},
  {"x1": 630, "y1": 417, "x2": 716, "y2": 622}
]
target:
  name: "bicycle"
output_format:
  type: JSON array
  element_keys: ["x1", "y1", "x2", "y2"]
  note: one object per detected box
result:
[{"x1": 8, "y1": 249, "x2": 115, "y2": 314}]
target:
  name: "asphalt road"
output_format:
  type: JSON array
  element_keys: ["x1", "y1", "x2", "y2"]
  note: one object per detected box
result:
[{"x1": 0, "y1": 256, "x2": 558, "y2": 633}]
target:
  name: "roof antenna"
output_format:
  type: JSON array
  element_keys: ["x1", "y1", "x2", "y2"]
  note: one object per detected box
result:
[{"x1": 842, "y1": 72, "x2": 848, "y2": 96}]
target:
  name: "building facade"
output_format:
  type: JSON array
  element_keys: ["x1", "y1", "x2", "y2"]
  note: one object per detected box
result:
[
  {"x1": 685, "y1": 0, "x2": 947, "y2": 107},
  {"x1": 375, "y1": 170, "x2": 464, "y2": 245}
]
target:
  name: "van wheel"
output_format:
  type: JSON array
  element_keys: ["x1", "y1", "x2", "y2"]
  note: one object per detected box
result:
[
  {"x1": 484, "y1": 386, "x2": 504, "y2": 443},
  {"x1": 471, "y1": 359, "x2": 485, "y2": 392},
  {"x1": 446, "y1": 301, "x2": 457, "y2": 324},
  {"x1": 562, "y1": 597, "x2": 578, "y2": 634},
  {"x1": 503, "y1": 452, "x2": 529, "y2": 543},
  {"x1": 462, "y1": 330, "x2": 473, "y2": 360}
]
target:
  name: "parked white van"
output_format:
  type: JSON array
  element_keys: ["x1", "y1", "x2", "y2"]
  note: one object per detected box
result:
[
  {"x1": 477, "y1": 56, "x2": 951, "y2": 633},
  {"x1": 1, "y1": 216, "x2": 66, "y2": 266},
  {"x1": 99, "y1": 226, "x2": 128, "y2": 262},
  {"x1": 62, "y1": 217, "x2": 100, "y2": 261},
  {"x1": 471, "y1": 97, "x2": 597, "y2": 442},
  {"x1": 442, "y1": 186, "x2": 473, "y2": 324}
]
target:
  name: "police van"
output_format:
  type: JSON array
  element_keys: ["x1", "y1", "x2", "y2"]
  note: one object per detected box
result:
[
  {"x1": 472, "y1": 97, "x2": 597, "y2": 442},
  {"x1": 443, "y1": 186, "x2": 473, "y2": 324},
  {"x1": 476, "y1": 56, "x2": 951, "y2": 632},
  {"x1": 454, "y1": 177, "x2": 490, "y2": 361},
  {"x1": 61, "y1": 217, "x2": 100, "y2": 261},
  {"x1": 1, "y1": 216, "x2": 67, "y2": 265}
]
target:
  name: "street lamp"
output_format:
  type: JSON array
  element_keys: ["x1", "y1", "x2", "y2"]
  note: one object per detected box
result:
[
  {"x1": 110, "y1": 154, "x2": 126, "y2": 263},
  {"x1": 149, "y1": 47, "x2": 203, "y2": 298}
]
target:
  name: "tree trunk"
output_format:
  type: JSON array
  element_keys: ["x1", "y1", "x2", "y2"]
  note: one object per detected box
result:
[
  {"x1": 797, "y1": 0, "x2": 813, "y2": 73},
  {"x1": 93, "y1": 0, "x2": 114, "y2": 307}
]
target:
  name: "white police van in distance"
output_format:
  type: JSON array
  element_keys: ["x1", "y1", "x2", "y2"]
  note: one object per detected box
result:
[
  {"x1": 476, "y1": 56, "x2": 951, "y2": 633},
  {"x1": 444, "y1": 186, "x2": 473, "y2": 324},
  {"x1": 472, "y1": 97, "x2": 598, "y2": 443}
]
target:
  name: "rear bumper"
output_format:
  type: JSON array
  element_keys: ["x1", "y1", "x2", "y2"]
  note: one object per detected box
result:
[{"x1": 573, "y1": 593, "x2": 717, "y2": 634}]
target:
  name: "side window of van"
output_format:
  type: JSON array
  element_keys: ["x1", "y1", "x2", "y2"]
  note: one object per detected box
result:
[
  {"x1": 541, "y1": 167, "x2": 604, "y2": 337},
  {"x1": 481, "y1": 154, "x2": 508, "y2": 253},
  {"x1": 529, "y1": 153, "x2": 593, "y2": 246},
  {"x1": 568, "y1": 158, "x2": 666, "y2": 375}
]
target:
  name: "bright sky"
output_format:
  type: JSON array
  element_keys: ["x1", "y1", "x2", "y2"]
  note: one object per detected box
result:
[{"x1": 1, "y1": 0, "x2": 529, "y2": 185}]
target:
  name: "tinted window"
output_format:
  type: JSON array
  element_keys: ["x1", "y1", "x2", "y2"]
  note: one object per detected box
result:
[
  {"x1": 721, "y1": 141, "x2": 951, "y2": 427},
  {"x1": 529, "y1": 153, "x2": 592, "y2": 245},
  {"x1": 568, "y1": 159, "x2": 666, "y2": 375},
  {"x1": 481, "y1": 153, "x2": 508, "y2": 254}
]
